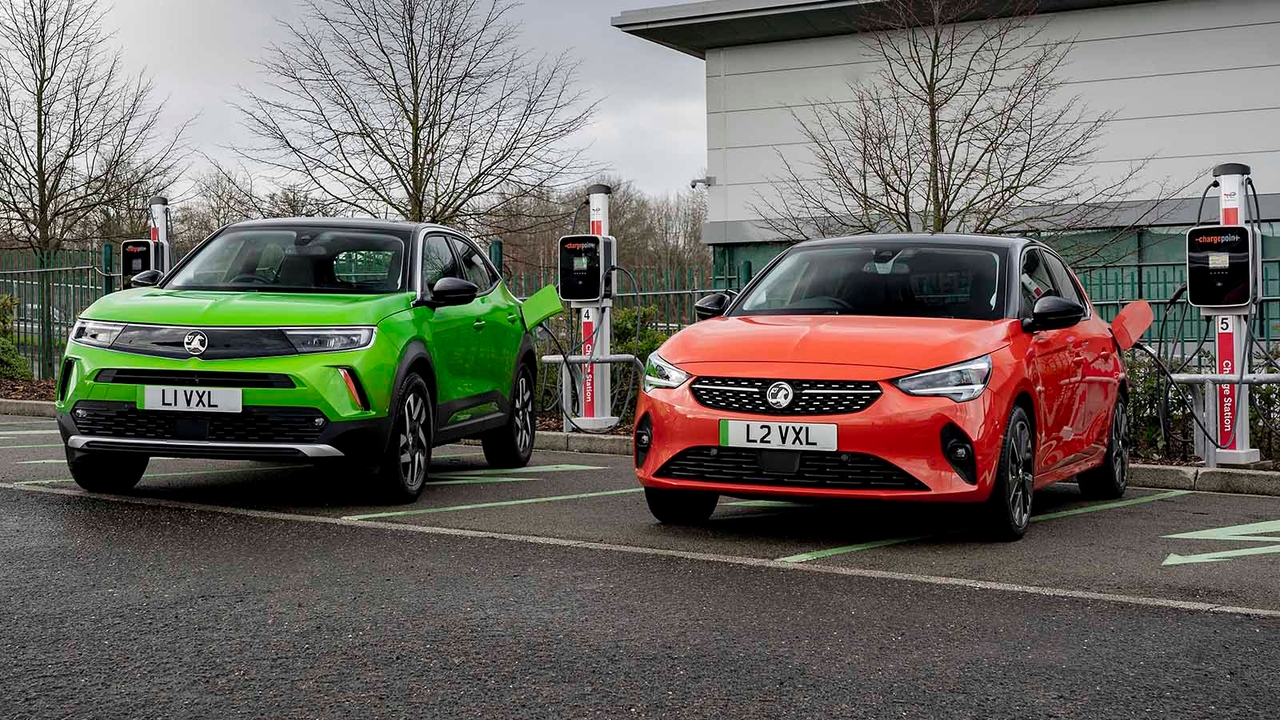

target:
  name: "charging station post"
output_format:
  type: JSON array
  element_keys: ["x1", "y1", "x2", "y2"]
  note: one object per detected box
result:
[
  {"x1": 1185, "y1": 163, "x2": 1262, "y2": 465},
  {"x1": 120, "y1": 195, "x2": 172, "y2": 289},
  {"x1": 557, "y1": 184, "x2": 619, "y2": 431}
]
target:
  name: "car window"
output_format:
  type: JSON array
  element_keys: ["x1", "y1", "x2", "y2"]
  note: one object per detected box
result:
[
  {"x1": 167, "y1": 226, "x2": 409, "y2": 294},
  {"x1": 1019, "y1": 249, "x2": 1060, "y2": 317},
  {"x1": 1042, "y1": 252, "x2": 1087, "y2": 312},
  {"x1": 449, "y1": 237, "x2": 497, "y2": 291},
  {"x1": 421, "y1": 235, "x2": 458, "y2": 290},
  {"x1": 734, "y1": 243, "x2": 1005, "y2": 321}
]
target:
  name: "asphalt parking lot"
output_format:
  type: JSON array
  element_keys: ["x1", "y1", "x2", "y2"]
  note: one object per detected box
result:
[{"x1": 3, "y1": 413, "x2": 1279, "y2": 718}]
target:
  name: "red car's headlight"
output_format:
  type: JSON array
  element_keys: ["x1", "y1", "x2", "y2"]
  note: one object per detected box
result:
[
  {"x1": 643, "y1": 352, "x2": 689, "y2": 394},
  {"x1": 894, "y1": 355, "x2": 992, "y2": 402}
]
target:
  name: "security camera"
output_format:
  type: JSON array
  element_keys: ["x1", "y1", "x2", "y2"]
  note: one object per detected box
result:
[{"x1": 689, "y1": 176, "x2": 716, "y2": 190}]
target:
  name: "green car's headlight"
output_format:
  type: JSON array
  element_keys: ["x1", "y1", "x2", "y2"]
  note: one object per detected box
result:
[
  {"x1": 894, "y1": 355, "x2": 992, "y2": 402},
  {"x1": 284, "y1": 327, "x2": 376, "y2": 354},
  {"x1": 643, "y1": 352, "x2": 689, "y2": 394},
  {"x1": 70, "y1": 320, "x2": 125, "y2": 348}
]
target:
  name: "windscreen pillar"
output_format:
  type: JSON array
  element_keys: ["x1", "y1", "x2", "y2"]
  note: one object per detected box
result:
[{"x1": 1206, "y1": 163, "x2": 1260, "y2": 465}]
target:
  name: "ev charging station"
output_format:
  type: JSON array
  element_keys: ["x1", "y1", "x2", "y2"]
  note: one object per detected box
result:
[
  {"x1": 1185, "y1": 163, "x2": 1263, "y2": 465},
  {"x1": 120, "y1": 195, "x2": 172, "y2": 289},
  {"x1": 554, "y1": 184, "x2": 621, "y2": 430}
]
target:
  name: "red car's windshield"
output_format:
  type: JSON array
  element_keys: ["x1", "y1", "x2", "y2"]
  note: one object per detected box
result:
[{"x1": 733, "y1": 244, "x2": 1008, "y2": 321}]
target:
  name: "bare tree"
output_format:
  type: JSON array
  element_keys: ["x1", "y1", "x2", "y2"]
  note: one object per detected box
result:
[
  {"x1": 0, "y1": 0, "x2": 185, "y2": 376},
  {"x1": 751, "y1": 0, "x2": 1184, "y2": 245},
  {"x1": 173, "y1": 162, "x2": 341, "y2": 253},
  {"x1": 0, "y1": 0, "x2": 186, "y2": 255},
  {"x1": 235, "y1": 0, "x2": 595, "y2": 229}
]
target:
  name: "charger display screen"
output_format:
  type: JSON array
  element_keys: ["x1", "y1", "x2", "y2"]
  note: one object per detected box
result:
[
  {"x1": 560, "y1": 236, "x2": 602, "y2": 301},
  {"x1": 1187, "y1": 226, "x2": 1252, "y2": 308}
]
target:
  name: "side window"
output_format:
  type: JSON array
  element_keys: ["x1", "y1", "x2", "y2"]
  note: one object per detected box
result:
[
  {"x1": 1042, "y1": 252, "x2": 1087, "y2": 312},
  {"x1": 1019, "y1": 249, "x2": 1060, "y2": 317},
  {"x1": 421, "y1": 235, "x2": 457, "y2": 290},
  {"x1": 449, "y1": 237, "x2": 497, "y2": 291}
]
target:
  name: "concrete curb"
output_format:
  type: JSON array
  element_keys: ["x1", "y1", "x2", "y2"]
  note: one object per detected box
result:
[
  {"x1": 462, "y1": 431, "x2": 632, "y2": 456},
  {"x1": 0, "y1": 399, "x2": 56, "y2": 418}
]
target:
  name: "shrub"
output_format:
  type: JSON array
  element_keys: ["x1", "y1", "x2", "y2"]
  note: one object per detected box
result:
[
  {"x1": 0, "y1": 295, "x2": 14, "y2": 337},
  {"x1": 0, "y1": 335, "x2": 32, "y2": 381}
]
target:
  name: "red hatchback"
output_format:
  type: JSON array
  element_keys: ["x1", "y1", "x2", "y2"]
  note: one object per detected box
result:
[{"x1": 634, "y1": 235, "x2": 1152, "y2": 540}]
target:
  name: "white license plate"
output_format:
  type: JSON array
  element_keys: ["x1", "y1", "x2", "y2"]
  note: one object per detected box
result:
[
  {"x1": 142, "y1": 386, "x2": 242, "y2": 413},
  {"x1": 719, "y1": 420, "x2": 837, "y2": 451}
]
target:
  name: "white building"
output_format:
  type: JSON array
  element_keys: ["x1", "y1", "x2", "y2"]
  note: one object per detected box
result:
[{"x1": 614, "y1": 0, "x2": 1280, "y2": 309}]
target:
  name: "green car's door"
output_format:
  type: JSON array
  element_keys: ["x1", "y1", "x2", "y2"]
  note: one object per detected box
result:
[
  {"x1": 418, "y1": 233, "x2": 486, "y2": 411},
  {"x1": 449, "y1": 237, "x2": 525, "y2": 405}
]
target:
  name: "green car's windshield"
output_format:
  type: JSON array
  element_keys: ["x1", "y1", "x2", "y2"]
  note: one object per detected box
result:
[
  {"x1": 166, "y1": 226, "x2": 410, "y2": 294},
  {"x1": 733, "y1": 243, "x2": 1007, "y2": 320}
]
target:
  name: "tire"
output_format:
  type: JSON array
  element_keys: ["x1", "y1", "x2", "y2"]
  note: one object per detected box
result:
[
  {"x1": 373, "y1": 372, "x2": 433, "y2": 503},
  {"x1": 66, "y1": 449, "x2": 148, "y2": 493},
  {"x1": 981, "y1": 405, "x2": 1034, "y2": 541},
  {"x1": 1078, "y1": 397, "x2": 1129, "y2": 500},
  {"x1": 644, "y1": 487, "x2": 719, "y2": 525},
  {"x1": 482, "y1": 363, "x2": 535, "y2": 469}
]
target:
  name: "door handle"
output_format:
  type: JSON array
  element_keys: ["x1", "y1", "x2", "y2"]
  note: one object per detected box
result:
[
  {"x1": 507, "y1": 313, "x2": 520, "y2": 324},
  {"x1": 473, "y1": 319, "x2": 486, "y2": 330}
]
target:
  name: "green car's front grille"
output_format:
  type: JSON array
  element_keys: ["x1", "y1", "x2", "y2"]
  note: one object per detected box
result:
[
  {"x1": 94, "y1": 369, "x2": 296, "y2": 389},
  {"x1": 111, "y1": 326, "x2": 297, "y2": 360},
  {"x1": 71, "y1": 401, "x2": 327, "y2": 443}
]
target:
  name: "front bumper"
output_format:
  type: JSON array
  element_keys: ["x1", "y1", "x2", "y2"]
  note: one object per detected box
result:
[
  {"x1": 56, "y1": 341, "x2": 395, "y2": 462},
  {"x1": 635, "y1": 368, "x2": 1008, "y2": 502}
]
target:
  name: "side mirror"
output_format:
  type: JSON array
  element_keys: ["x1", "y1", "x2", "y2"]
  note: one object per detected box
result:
[
  {"x1": 1024, "y1": 295, "x2": 1084, "y2": 332},
  {"x1": 694, "y1": 292, "x2": 732, "y2": 321},
  {"x1": 128, "y1": 269, "x2": 163, "y2": 288},
  {"x1": 1111, "y1": 300, "x2": 1153, "y2": 351},
  {"x1": 428, "y1": 276, "x2": 478, "y2": 307}
]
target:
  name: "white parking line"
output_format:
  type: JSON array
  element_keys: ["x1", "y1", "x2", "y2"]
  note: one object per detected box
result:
[
  {"x1": 4, "y1": 481, "x2": 1278, "y2": 620},
  {"x1": 17, "y1": 456, "x2": 195, "y2": 465}
]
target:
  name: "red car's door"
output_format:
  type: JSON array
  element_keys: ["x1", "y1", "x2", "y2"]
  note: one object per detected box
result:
[
  {"x1": 1044, "y1": 253, "x2": 1121, "y2": 462},
  {"x1": 1019, "y1": 249, "x2": 1087, "y2": 474}
]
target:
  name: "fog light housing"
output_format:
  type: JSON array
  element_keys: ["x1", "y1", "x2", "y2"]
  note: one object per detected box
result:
[
  {"x1": 634, "y1": 414, "x2": 652, "y2": 468},
  {"x1": 941, "y1": 423, "x2": 977, "y2": 485}
]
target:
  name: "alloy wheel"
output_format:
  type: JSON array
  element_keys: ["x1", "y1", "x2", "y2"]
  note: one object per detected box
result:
[
  {"x1": 1008, "y1": 420, "x2": 1033, "y2": 529},
  {"x1": 514, "y1": 373, "x2": 533, "y2": 455},
  {"x1": 398, "y1": 389, "x2": 429, "y2": 492},
  {"x1": 1112, "y1": 404, "x2": 1130, "y2": 491}
]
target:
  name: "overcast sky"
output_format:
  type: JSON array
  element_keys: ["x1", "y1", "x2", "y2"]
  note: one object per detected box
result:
[{"x1": 105, "y1": 0, "x2": 706, "y2": 198}]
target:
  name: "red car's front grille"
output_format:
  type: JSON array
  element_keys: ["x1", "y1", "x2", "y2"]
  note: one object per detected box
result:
[
  {"x1": 656, "y1": 446, "x2": 927, "y2": 490},
  {"x1": 690, "y1": 377, "x2": 881, "y2": 416}
]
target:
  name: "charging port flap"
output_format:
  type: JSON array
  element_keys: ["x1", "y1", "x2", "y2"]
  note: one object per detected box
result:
[
  {"x1": 521, "y1": 285, "x2": 564, "y2": 330},
  {"x1": 1111, "y1": 300, "x2": 1153, "y2": 351}
]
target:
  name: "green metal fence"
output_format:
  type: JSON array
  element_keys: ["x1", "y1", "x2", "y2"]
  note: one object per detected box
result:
[
  {"x1": 0, "y1": 249, "x2": 104, "y2": 380},
  {"x1": 7, "y1": 237, "x2": 1280, "y2": 381}
]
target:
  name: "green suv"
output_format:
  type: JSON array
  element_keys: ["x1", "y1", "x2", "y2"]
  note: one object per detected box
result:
[{"x1": 57, "y1": 218, "x2": 544, "y2": 502}]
